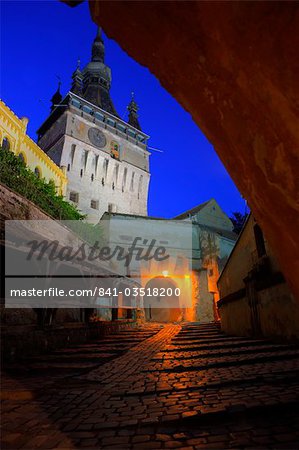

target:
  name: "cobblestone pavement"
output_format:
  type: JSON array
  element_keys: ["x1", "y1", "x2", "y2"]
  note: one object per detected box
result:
[{"x1": 1, "y1": 323, "x2": 299, "y2": 449}]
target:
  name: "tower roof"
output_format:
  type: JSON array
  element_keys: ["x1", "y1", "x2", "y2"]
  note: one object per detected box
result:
[
  {"x1": 92, "y1": 27, "x2": 105, "y2": 62},
  {"x1": 81, "y1": 27, "x2": 118, "y2": 116},
  {"x1": 50, "y1": 82, "x2": 62, "y2": 111},
  {"x1": 127, "y1": 92, "x2": 142, "y2": 131},
  {"x1": 70, "y1": 59, "x2": 83, "y2": 95}
]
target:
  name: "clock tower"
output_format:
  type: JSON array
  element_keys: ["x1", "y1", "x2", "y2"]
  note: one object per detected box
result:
[{"x1": 37, "y1": 28, "x2": 150, "y2": 222}]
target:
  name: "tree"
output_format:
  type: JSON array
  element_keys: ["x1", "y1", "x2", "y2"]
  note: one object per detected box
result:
[{"x1": 230, "y1": 211, "x2": 248, "y2": 235}]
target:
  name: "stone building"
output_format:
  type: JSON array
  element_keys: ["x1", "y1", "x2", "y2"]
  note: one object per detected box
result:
[
  {"x1": 100, "y1": 198, "x2": 237, "y2": 323},
  {"x1": 37, "y1": 28, "x2": 150, "y2": 222},
  {"x1": 217, "y1": 214, "x2": 299, "y2": 341},
  {"x1": 0, "y1": 100, "x2": 67, "y2": 196}
]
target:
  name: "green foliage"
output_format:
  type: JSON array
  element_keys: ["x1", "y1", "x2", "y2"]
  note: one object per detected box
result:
[
  {"x1": 67, "y1": 220, "x2": 104, "y2": 246},
  {"x1": 0, "y1": 146, "x2": 85, "y2": 220}
]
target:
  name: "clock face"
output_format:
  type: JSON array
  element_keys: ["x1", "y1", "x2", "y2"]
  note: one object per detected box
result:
[{"x1": 88, "y1": 127, "x2": 106, "y2": 148}]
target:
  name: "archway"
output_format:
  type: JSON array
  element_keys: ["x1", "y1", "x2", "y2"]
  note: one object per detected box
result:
[{"x1": 144, "y1": 276, "x2": 181, "y2": 322}]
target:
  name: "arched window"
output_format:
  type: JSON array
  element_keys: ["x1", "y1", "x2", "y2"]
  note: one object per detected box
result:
[
  {"x1": 2, "y1": 137, "x2": 10, "y2": 151},
  {"x1": 138, "y1": 175, "x2": 143, "y2": 194},
  {"x1": 103, "y1": 158, "x2": 109, "y2": 180},
  {"x1": 130, "y1": 172, "x2": 135, "y2": 192},
  {"x1": 18, "y1": 152, "x2": 26, "y2": 164},
  {"x1": 122, "y1": 168, "x2": 127, "y2": 192},
  {"x1": 112, "y1": 164, "x2": 119, "y2": 187},
  {"x1": 137, "y1": 175, "x2": 143, "y2": 199},
  {"x1": 34, "y1": 167, "x2": 41, "y2": 178}
]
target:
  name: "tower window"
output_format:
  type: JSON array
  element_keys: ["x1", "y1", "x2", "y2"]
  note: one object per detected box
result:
[
  {"x1": 69, "y1": 192, "x2": 79, "y2": 203},
  {"x1": 138, "y1": 175, "x2": 143, "y2": 198},
  {"x1": 84, "y1": 150, "x2": 89, "y2": 169},
  {"x1": 80, "y1": 169, "x2": 83, "y2": 177},
  {"x1": 122, "y1": 168, "x2": 127, "y2": 192},
  {"x1": 67, "y1": 163, "x2": 70, "y2": 171},
  {"x1": 108, "y1": 203, "x2": 117, "y2": 213},
  {"x1": 70, "y1": 144, "x2": 76, "y2": 165},
  {"x1": 130, "y1": 172, "x2": 135, "y2": 192},
  {"x1": 94, "y1": 155, "x2": 99, "y2": 176},
  {"x1": 115, "y1": 164, "x2": 119, "y2": 183},
  {"x1": 90, "y1": 199, "x2": 99, "y2": 210},
  {"x1": 103, "y1": 158, "x2": 109, "y2": 180},
  {"x1": 112, "y1": 164, "x2": 119, "y2": 189},
  {"x1": 2, "y1": 137, "x2": 11, "y2": 151},
  {"x1": 91, "y1": 174, "x2": 94, "y2": 182}
]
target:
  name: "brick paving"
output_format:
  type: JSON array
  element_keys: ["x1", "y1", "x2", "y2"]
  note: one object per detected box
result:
[{"x1": 1, "y1": 322, "x2": 299, "y2": 449}]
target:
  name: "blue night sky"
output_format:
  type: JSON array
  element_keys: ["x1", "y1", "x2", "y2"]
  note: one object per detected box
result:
[{"x1": 1, "y1": 0, "x2": 245, "y2": 219}]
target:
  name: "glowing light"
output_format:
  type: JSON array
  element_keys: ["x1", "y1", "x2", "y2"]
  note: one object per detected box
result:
[
  {"x1": 184, "y1": 274, "x2": 191, "y2": 279},
  {"x1": 162, "y1": 270, "x2": 169, "y2": 277}
]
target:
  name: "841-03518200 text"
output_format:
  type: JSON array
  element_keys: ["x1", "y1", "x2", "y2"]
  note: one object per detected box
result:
[{"x1": 97, "y1": 287, "x2": 181, "y2": 297}]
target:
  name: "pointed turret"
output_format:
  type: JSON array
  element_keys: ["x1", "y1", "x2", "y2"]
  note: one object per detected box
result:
[
  {"x1": 127, "y1": 92, "x2": 141, "y2": 131},
  {"x1": 50, "y1": 82, "x2": 62, "y2": 111},
  {"x1": 81, "y1": 27, "x2": 118, "y2": 116},
  {"x1": 70, "y1": 59, "x2": 83, "y2": 95},
  {"x1": 92, "y1": 27, "x2": 105, "y2": 62}
]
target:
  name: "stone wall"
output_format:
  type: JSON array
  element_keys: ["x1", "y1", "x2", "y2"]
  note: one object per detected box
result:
[
  {"x1": 1, "y1": 320, "x2": 137, "y2": 361},
  {"x1": 217, "y1": 214, "x2": 298, "y2": 341},
  {"x1": 218, "y1": 280, "x2": 299, "y2": 342},
  {"x1": 0, "y1": 183, "x2": 53, "y2": 221}
]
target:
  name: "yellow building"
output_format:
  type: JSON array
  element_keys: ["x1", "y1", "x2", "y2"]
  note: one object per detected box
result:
[{"x1": 0, "y1": 100, "x2": 67, "y2": 196}]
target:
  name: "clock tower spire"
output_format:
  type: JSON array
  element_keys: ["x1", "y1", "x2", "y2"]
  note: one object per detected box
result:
[{"x1": 81, "y1": 27, "x2": 118, "y2": 116}]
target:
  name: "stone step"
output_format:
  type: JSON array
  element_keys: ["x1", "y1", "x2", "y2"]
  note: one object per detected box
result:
[
  {"x1": 171, "y1": 336, "x2": 265, "y2": 344},
  {"x1": 112, "y1": 369, "x2": 299, "y2": 397},
  {"x1": 153, "y1": 344, "x2": 298, "y2": 361},
  {"x1": 145, "y1": 349, "x2": 299, "y2": 373},
  {"x1": 163, "y1": 339, "x2": 276, "y2": 352},
  {"x1": 23, "y1": 352, "x2": 118, "y2": 364}
]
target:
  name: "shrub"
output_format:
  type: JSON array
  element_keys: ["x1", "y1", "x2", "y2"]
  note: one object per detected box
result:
[{"x1": 0, "y1": 146, "x2": 85, "y2": 220}]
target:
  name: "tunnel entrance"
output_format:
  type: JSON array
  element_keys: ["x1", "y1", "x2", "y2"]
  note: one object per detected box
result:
[{"x1": 144, "y1": 276, "x2": 181, "y2": 322}]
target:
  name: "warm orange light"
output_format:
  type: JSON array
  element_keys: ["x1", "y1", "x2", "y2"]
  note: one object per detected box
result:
[
  {"x1": 184, "y1": 274, "x2": 191, "y2": 279},
  {"x1": 162, "y1": 270, "x2": 169, "y2": 277}
]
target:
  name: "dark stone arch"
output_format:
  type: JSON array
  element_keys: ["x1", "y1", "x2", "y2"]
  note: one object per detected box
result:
[{"x1": 144, "y1": 276, "x2": 181, "y2": 322}]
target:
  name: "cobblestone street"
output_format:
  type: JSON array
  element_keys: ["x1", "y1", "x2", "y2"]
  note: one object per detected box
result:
[{"x1": 1, "y1": 323, "x2": 299, "y2": 449}]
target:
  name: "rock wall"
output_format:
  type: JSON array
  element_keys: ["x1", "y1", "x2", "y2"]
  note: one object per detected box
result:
[
  {"x1": 88, "y1": 1, "x2": 299, "y2": 300},
  {"x1": 218, "y1": 281, "x2": 299, "y2": 342},
  {"x1": 0, "y1": 183, "x2": 52, "y2": 220}
]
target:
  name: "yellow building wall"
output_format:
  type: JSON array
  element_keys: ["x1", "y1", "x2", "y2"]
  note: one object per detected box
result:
[{"x1": 0, "y1": 100, "x2": 67, "y2": 196}]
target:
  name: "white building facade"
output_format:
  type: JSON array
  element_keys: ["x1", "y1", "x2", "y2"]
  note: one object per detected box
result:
[{"x1": 101, "y1": 199, "x2": 237, "y2": 323}]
